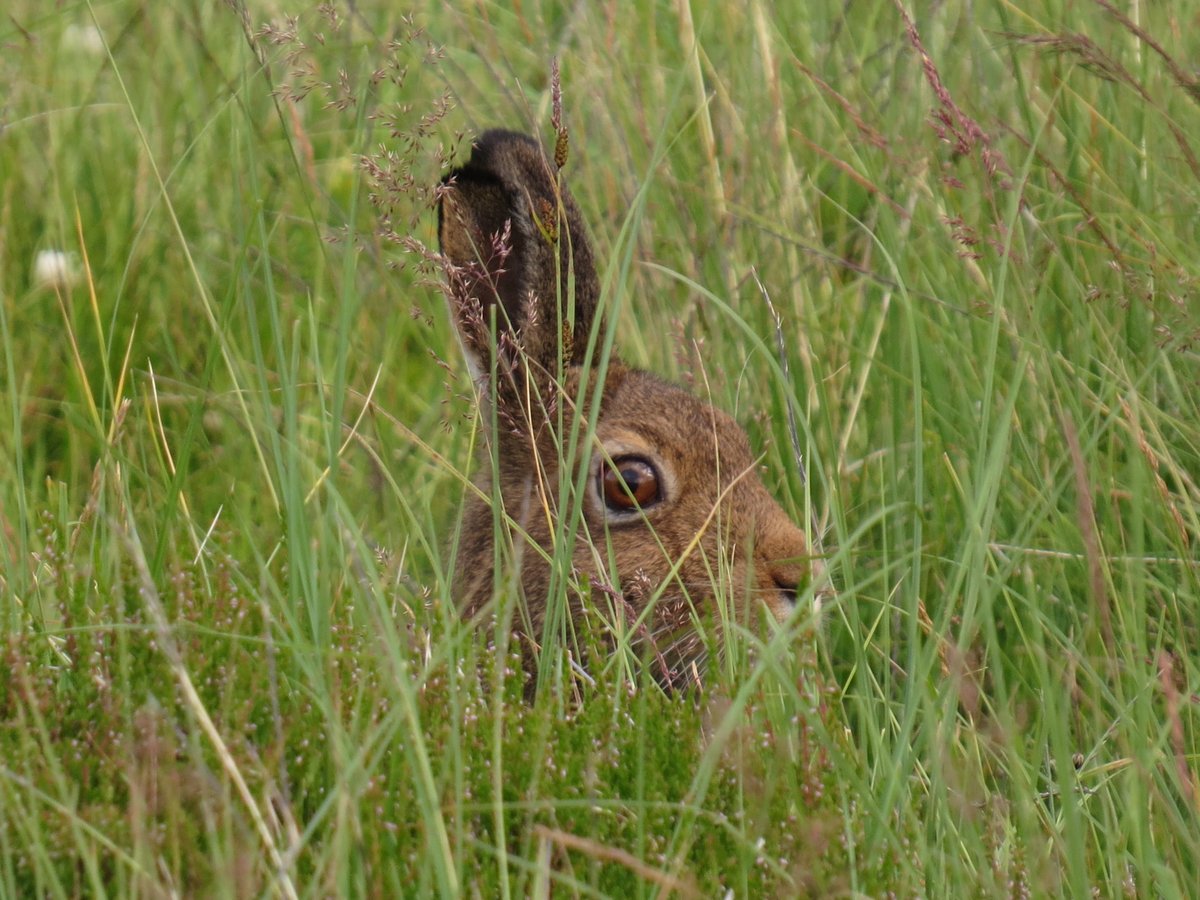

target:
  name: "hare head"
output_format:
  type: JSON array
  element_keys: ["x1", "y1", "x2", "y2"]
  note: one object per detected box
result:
[{"x1": 437, "y1": 129, "x2": 821, "y2": 686}]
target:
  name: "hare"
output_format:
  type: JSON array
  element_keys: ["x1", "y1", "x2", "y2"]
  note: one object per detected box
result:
[{"x1": 437, "y1": 129, "x2": 821, "y2": 686}]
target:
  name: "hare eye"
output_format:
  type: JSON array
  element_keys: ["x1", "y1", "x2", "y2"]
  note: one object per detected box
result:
[{"x1": 599, "y1": 457, "x2": 662, "y2": 512}]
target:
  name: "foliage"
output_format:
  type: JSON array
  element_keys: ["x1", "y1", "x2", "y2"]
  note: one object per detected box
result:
[{"x1": 1, "y1": 0, "x2": 1198, "y2": 896}]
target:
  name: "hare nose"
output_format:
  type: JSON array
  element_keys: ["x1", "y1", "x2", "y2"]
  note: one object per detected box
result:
[
  {"x1": 773, "y1": 574, "x2": 800, "y2": 607},
  {"x1": 751, "y1": 502, "x2": 815, "y2": 618}
]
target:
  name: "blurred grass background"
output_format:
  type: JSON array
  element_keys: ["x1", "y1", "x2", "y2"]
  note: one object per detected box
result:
[{"x1": 1, "y1": 0, "x2": 1198, "y2": 895}]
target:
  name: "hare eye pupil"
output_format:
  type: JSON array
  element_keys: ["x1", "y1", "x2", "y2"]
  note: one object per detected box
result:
[{"x1": 600, "y1": 457, "x2": 661, "y2": 512}]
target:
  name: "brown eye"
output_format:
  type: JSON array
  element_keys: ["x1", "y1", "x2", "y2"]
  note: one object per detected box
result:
[{"x1": 600, "y1": 457, "x2": 662, "y2": 512}]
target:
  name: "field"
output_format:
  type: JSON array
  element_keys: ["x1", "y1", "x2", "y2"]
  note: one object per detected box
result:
[{"x1": 2, "y1": 0, "x2": 1198, "y2": 896}]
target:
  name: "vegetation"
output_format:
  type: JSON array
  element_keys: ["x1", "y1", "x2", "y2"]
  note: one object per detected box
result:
[{"x1": 1, "y1": 0, "x2": 1197, "y2": 895}]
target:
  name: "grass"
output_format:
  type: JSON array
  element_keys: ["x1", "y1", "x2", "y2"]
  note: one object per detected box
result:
[{"x1": 2, "y1": 0, "x2": 1198, "y2": 895}]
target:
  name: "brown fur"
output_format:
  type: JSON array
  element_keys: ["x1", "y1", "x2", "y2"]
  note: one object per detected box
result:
[{"x1": 438, "y1": 130, "x2": 821, "y2": 685}]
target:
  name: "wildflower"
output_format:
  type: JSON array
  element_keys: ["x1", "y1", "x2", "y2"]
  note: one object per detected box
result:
[
  {"x1": 33, "y1": 250, "x2": 81, "y2": 289},
  {"x1": 62, "y1": 23, "x2": 105, "y2": 56}
]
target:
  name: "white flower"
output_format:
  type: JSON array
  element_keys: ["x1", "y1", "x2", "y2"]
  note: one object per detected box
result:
[
  {"x1": 34, "y1": 250, "x2": 81, "y2": 289},
  {"x1": 62, "y1": 23, "x2": 105, "y2": 56}
]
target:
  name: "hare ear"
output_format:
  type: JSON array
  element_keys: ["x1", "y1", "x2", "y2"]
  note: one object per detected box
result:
[{"x1": 438, "y1": 130, "x2": 602, "y2": 392}]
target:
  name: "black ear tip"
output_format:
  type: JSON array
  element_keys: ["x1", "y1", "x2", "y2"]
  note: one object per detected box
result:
[
  {"x1": 447, "y1": 130, "x2": 544, "y2": 182},
  {"x1": 474, "y1": 129, "x2": 541, "y2": 155},
  {"x1": 441, "y1": 130, "x2": 538, "y2": 192}
]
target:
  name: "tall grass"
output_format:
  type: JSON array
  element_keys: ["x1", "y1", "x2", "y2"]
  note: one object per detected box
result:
[{"x1": 1, "y1": 0, "x2": 1197, "y2": 895}]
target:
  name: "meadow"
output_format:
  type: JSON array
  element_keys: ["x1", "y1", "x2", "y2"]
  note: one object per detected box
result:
[{"x1": 1, "y1": 0, "x2": 1198, "y2": 896}]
